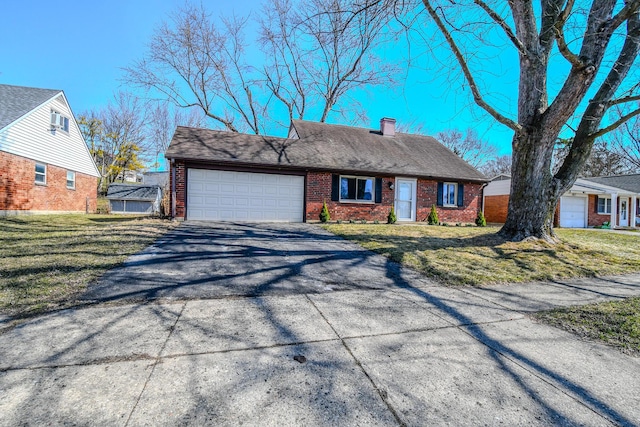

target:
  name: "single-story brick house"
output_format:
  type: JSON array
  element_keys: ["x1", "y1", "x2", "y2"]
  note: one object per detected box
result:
[
  {"x1": 483, "y1": 174, "x2": 640, "y2": 228},
  {"x1": 165, "y1": 118, "x2": 488, "y2": 223},
  {"x1": 0, "y1": 84, "x2": 100, "y2": 215},
  {"x1": 106, "y1": 183, "x2": 162, "y2": 215}
]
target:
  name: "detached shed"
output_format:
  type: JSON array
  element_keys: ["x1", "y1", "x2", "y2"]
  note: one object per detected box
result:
[{"x1": 106, "y1": 184, "x2": 162, "y2": 215}]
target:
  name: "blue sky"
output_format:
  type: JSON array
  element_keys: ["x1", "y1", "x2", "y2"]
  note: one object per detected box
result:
[{"x1": 0, "y1": 0, "x2": 517, "y2": 157}]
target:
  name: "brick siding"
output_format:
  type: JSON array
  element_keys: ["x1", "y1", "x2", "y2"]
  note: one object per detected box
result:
[
  {"x1": 587, "y1": 194, "x2": 611, "y2": 227},
  {"x1": 171, "y1": 160, "x2": 186, "y2": 219},
  {"x1": 306, "y1": 172, "x2": 482, "y2": 223},
  {"x1": 0, "y1": 151, "x2": 97, "y2": 213},
  {"x1": 484, "y1": 195, "x2": 509, "y2": 223}
]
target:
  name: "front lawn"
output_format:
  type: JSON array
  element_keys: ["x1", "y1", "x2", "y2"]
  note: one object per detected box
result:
[
  {"x1": 0, "y1": 215, "x2": 176, "y2": 317},
  {"x1": 535, "y1": 298, "x2": 640, "y2": 356},
  {"x1": 323, "y1": 224, "x2": 640, "y2": 285}
]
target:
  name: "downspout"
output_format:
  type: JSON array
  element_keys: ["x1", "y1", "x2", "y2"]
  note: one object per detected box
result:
[
  {"x1": 480, "y1": 182, "x2": 488, "y2": 214},
  {"x1": 171, "y1": 158, "x2": 176, "y2": 219}
]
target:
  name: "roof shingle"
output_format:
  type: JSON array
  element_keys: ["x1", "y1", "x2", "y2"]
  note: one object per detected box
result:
[
  {"x1": 0, "y1": 84, "x2": 61, "y2": 131},
  {"x1": 165, "y1": 120, "x2": 487, "y2": 182},
  {"x1": 106, "y1": 184, "x2": 161, "y2": 201},
  {"x1": 583, "y1": 174, "x2": 640, "y2": 194}
]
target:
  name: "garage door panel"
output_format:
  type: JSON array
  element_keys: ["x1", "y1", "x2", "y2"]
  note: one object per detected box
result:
[
  {"x1": 560, "y1": 196, "x2": 586, "y2": 228},
  {"x1": 187, "y1": 169, "x2": 303, "y2": 222}
]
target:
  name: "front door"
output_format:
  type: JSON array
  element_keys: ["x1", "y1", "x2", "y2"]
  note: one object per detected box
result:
[
  {"x1": 620, "y1": 198, "x2": 629, "y2": 227},
  {"x1": 395, "y1": 178, "x2": 416, "y2": 221}
]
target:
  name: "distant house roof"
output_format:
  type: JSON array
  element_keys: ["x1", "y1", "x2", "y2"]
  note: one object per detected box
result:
[
  {"x1": 106, "y1": 184, "x2": 161, "y2": 201},
  {"x1": 165, "y1": 121, "x2": 487, "y2": 182},
  {"x1": 583, "y1": 174, "x2": 640, "y2": 194},
  {"x1": 0, "y1": 84, "x2": 61, "y2": 131}
]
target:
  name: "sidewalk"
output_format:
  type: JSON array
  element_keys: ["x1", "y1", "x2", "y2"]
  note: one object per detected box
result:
[{"x1": 1, "y1": 274, "x2": 639, "y2": 426}]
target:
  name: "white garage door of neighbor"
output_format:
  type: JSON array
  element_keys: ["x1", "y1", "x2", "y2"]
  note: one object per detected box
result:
[
  {"x1": 187, "y1": 169, "x2": 304, "y2": 222},
  {"x1": 559, "y1": 196, "x2": 586, "y2": 228}
]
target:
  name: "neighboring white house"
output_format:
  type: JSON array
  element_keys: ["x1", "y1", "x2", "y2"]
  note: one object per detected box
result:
[
  {"x1": 483, "y1": 175, "x2": 640, "y2": 228},
  {"x1": 0, "y1": 84, "x2": 100, "y2": 214}
]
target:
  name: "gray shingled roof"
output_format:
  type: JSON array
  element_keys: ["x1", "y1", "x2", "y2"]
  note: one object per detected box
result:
[
  {"x1": 165, "y1": 121, "x2": 488, "y2": 182},
  {"x1": 583, "y1": 174, "x2": 640, "y2": 193},
  {"x1": 0, "y1": 84, "x2": 62, "y2": 131},
  {"x1": 106, "y1": 184, "x2": 161, "y2": 201}
]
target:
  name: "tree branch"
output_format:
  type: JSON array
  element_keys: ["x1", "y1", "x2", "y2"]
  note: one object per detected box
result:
[
  {"x1": 607, "y1": 94, "x2": 640, "y2": 107},
  {"x1": 473, "y1": 0, "x2": 525, "y2": 54},
  {"x1": 590, "y1": 107, "x2": 640, "y2": 139},
  {"x1": 423, "y1": 1, "x2": 521, "y2": 132}
]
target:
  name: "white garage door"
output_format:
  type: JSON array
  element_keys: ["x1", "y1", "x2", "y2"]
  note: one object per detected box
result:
[
  {"x1": 559, "y1": 196, "x2": 586, "y2": 228},
  {"x1": 187, "y1": 169, "x2": 304, "y2": 222}
]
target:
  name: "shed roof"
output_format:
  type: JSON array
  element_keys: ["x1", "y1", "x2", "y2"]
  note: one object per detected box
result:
[
  {"x1": 0, "y1": 84, "x2": 61, "y2": 131},
  {"x1": 106, "y1": 184, "x2": 161, "y2": 201},
  {"x1": 165, "y1": 120, "x2": 488, "y2": 182}
]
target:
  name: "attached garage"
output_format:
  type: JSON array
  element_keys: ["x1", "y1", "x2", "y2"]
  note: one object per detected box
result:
[
  {"x1": 559, "y1": 196, "x2": 586, "y2": 228},
  {"x1": 187, "y1": 169, "x2": 304, "y2": 222}
]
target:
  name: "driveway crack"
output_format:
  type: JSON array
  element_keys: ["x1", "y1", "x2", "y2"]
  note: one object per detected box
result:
[
  {"x1": 304, "y1": 294, "x2": 407, "y2": 427},
  {"x1": 124, "y1": 300, "x2": 187, "y2": 427}
]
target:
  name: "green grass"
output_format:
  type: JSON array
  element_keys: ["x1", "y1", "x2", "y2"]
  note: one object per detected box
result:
[
  {"x1": 323, "y1": 224, "x2": 640, "y2": 285},
  {"x1": 0, "y1": 214, "x2": 176, "y2": 317},
  {"x1": 535, "y1": 298, "x2": 640, "y2": 356}
]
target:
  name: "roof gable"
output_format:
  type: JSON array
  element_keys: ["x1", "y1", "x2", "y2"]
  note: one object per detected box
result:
[
  {"x1": 0, "y1": 84, "x2": 100, "y2": 177},
  {"x1": 0, "y1": 84, "x2": 61, "y2": 131},
  {"x1": 166, "y1": 121, "x2": 487, "y2": 182}
]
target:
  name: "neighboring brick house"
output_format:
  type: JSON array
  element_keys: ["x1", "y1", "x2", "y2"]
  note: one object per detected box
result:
[
  {"x1": 165, "y1": 118, "x2": 488, "y2": 223},
  {"x1": 483, "y1": 175, "x2": 640, "y2": 228},
  {"x1": 0, "y1": 84, "x2": 100, "y2": 215}
]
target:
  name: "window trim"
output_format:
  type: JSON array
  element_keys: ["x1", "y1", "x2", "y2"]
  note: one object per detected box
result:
[
  {"x1": 339, "y1": 175, "x2": 376, "y2": 203},
  {"x1": 442, "y1": 182, "x2": 458, "y2": 207},
  {"x1": 35, "y1": 163, "x2": 47, "y2": 185},
  {"x1": 51, "y1": 109, "x2": 70, "y2": 133},
  {"x1": 66, "y1": 170, "x2": 76, "y2": 190},
  {"x1": 597, "y1": 196, "x2": 612, "y2": 215}
]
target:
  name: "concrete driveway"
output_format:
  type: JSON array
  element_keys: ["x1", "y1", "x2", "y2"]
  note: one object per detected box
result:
[{"x1": 2, "y1": 222, "x2": 640, "y2": 426}]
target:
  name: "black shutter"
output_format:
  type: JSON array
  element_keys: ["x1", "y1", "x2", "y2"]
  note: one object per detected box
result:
[
  {"x1": 375, "y1": 178, "x2": 382, "y2": 203},
  {"x1": 457, "y1": 183, "x2": 464, "y2": 207},
  {"x1": 331, "y1": 174, "x2": 339, "y2": 201},
  {"x1": 436, "y1": 182, "x2": 443, "y2": 207}
]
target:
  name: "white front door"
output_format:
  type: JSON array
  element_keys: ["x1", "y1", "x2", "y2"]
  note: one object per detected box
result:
[
  {"x1": 619, "y1": 198, "x2": 629, "y2": 227},
  {"x1": 395, "y1": 178, "x2": 416, "y2": 221}
]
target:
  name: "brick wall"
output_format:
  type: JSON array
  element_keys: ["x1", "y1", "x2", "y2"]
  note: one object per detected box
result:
[
  {"x1": 171, "y1": 160, "x2": 186, "y2": 219},
  {"x1": 306, "y1": 172, "x2": 482, "y2": 223},
  {"x1": 587, "y1": 194, "x2": 611, "y2": 226},
  {"x1": 0, "y1": 151, "x2": 97, "y2": 213},
  {"x1": 484, "y1": 195, "x2": 509, "y2": 223}
]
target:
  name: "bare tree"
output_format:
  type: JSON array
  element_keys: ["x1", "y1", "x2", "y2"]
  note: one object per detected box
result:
[
  {"x1": 418, "y1": 0, "x2": 640, "y2": 241},
  {"x1": 79, "y1": 92, "x2": 149, "y2": 193},
  {"x1": 607, "y1": 103, "x2": 640, "y2": 171},
  {"x1": 436, "y1": 128, "x2": 497, "y2": 169},
  {"x1": 125, "y1": 0, "x2": 397, "y2": 134},
  {"x1": 147, "y1": 102, "x2": 206, "y2": 170},
  {"x1": 480, "y1": 155, "x2": 512, "y2": 178},
  {"x1": 259, "y1": 0, "x2": 398, "y2": 126},
  {"x1": 124, "y1": 3, "x2": 263, "y2": 134}
]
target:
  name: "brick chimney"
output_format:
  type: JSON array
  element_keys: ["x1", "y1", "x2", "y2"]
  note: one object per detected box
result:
[{"x1": 380, "y1": 117, "x2": 396, "y2": 137}]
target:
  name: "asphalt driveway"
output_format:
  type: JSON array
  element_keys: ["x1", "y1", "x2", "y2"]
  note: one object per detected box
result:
[
  {"x1": 82, "y1": 221, "x2": 430, "y2": 302},
  {"x1": 2, "y1": 222, "x2": 640, "y2": 426}
]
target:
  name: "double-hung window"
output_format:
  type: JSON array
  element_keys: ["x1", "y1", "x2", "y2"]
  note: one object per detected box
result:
[
  {"x1": 442, "y1": 182, "x2": 458, "y2": 207},
  {"x1": 51, "y1": 110, "x2": 70, "y2": 133},
  {"x1": 597, "y1": 197, "x2": 612, "y2": 214},
  {"x1": 340, "y1": 176, "x2": 375, "y2": 202},
  {"x1": 35, "y1": 163, "x2": 46, "y2": 185},
  {"x1": 66, "y1": 171, "x2": 76, "y2": 189}
]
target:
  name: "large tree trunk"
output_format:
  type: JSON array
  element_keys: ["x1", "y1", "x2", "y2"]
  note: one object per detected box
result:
[{"x1": 499, "y1": 130, "x2": 561, "y2": 242}]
